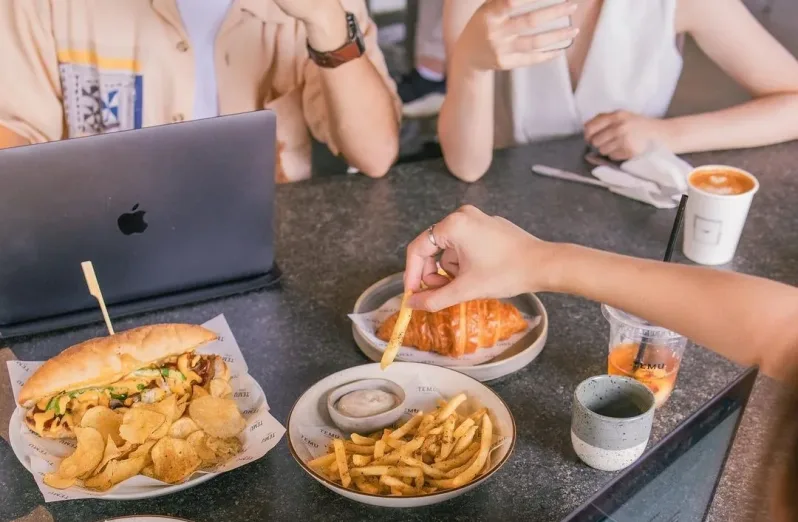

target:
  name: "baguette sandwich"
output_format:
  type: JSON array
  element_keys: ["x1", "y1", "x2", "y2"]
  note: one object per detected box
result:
[{"x1": 18, "y1": 323, "x2": 227, "y2": 439}]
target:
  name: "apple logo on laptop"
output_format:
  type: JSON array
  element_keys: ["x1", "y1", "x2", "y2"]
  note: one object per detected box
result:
[{"x1": 117, "y1": 204, "x2": 148, "y2": 235}]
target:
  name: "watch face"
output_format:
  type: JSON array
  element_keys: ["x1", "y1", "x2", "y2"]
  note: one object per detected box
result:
[{"x1": 347, "y1": 12, "x2": 365, "y2": 52}]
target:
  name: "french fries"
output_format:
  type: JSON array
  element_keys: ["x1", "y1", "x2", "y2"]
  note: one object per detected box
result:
[
  {"x1": 352, "y1": 454, "x2": 373, "y2": 467},
  {"x1": 380, "y1": 290, "x2": 413, "y2": 370},
  {"x1": 309, "y1": 393, "x2": 499, "y2": 496},
  {"x1": 350, "y1": 433, "x2": 375, "y2": 446},
  {"x1": 373, "y1": 440, "x2": 386, "y2": 459},
  {"x1": 333, "y1": 439, "x2": 351, "y2": 488}
]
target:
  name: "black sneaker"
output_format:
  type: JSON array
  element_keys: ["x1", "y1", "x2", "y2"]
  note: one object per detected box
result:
[{"x1": 398, "y1": 69, "x2": 446, "y2": 118}]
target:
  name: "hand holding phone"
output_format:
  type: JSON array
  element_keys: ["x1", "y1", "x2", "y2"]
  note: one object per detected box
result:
[
  {"x1": 456, "y1": 0, "x2": 579, "y2": 72},
  {"x1": 509, "y1": 0, "x2": 577, "y2": 52}
]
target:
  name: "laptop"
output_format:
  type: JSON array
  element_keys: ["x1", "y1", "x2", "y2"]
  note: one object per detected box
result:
[
  {"x1": 0, "y1": 111, "x2": 280, "y2": 338},
  {"x1": 564, "y1": 365, "x2": 759, "y2": 522}
]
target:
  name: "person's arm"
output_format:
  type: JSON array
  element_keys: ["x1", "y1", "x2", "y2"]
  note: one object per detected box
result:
[
  {"x1": 0, "y1": 126, "x2": 29, "y2": 149},
  {"x1": 405, "y1": 206, "x2": 798, "y2": 380},
  {"x1": 548, "y1": 244, "x2": 798, "y2": 379},
  {"x1": 439, "y1": 0, "x2": 579, "y2": 182},
  {"x1": 667, "y1": 0, "x2": 798, "y2": 152},
  {"x1": 0, "y1": 0, "x2": 63, "y2": 147},
  {"x1": 278, "y1": 0, "x2": 400, "y2": 178},
  {"x1": 585, "y1": 0, "x2": 798, "y2": 159},
  {"x1": 438, "y1": 0, "x2": 494, "y2": 182}
]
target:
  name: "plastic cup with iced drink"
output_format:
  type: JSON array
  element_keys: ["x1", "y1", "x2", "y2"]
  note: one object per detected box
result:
[{"x1": 602, "y1": 305, "x2": 688, "y2": 408}]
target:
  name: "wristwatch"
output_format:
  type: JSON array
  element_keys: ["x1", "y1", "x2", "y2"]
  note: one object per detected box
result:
[{"x1": 307, "y1": 12, "x2": 366, "y2": 68}]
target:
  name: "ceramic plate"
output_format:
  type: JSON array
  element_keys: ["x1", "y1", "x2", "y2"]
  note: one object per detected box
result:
[
  {"x1": 287, "y1": 362, "x2": 516, "y2": 507},
  {"x1": 352, "y1": 273, "x2": 548, "y2": 382},
  {"x1": 8, "y1": 378, "x2": 268, "y2": 501}
]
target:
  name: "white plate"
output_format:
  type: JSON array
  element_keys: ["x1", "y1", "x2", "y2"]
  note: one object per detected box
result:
[
  {"x1": 352, "y1": 273, "x2": 548, "y2": 382},
  {"x1": 8, "y1": 378, "x2": 268, "y2": 501},
  {"x1": 287, "y1": 362, "x2": 516, "y2": 508}
]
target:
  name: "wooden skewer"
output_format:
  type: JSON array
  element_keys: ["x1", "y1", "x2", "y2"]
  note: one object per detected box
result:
[{"x1": 81, "y1": 261, "x2": 115, "y2": 335}]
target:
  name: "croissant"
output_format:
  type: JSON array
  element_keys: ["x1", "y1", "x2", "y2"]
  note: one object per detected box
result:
[{"x1": 376, "y1": 299, "x2": 527, "y2": 358}]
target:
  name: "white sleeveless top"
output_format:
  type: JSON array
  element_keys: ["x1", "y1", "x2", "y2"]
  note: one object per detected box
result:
[{"x1": 494, "y1": 0, "x2": 684, "y2": 149}]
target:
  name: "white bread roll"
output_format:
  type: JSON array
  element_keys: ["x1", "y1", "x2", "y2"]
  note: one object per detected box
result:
[{"x1": 18, "y1": 323, "x2": 218, "y2": 408}]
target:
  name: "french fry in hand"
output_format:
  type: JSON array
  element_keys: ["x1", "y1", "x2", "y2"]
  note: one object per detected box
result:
[{"x1": 380, "y1": 289, "x2": 413, "y2": 370}]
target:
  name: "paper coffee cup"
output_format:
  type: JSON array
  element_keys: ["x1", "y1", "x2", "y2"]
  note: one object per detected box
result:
[{"x1": 682, "y1": 165, "x2": 759, "y2": 265}]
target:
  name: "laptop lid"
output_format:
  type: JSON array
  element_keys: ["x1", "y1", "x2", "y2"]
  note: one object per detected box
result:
[
  {"x1": 0, "y1": 111, "x2": 276, "y2": 329},
  {"x1": 564, "y1": 365, "x2": 759, "y2": 522}
]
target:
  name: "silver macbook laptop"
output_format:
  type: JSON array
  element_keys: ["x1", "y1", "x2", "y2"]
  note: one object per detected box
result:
[{"x1": 0, "y1": 110, "x2": 279, "y2": 338}]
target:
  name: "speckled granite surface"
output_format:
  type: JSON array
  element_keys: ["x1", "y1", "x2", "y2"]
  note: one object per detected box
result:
[{"x1": 1, "y1": 137, "x2": 796, "y2": 522}]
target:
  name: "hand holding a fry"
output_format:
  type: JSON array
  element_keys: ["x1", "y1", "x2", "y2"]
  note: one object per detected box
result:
[{"x1": 404, "y1": 206, "x2": 556, "y2": 312}]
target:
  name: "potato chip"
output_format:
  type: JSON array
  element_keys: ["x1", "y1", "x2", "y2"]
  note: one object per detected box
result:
[
  {"x1": 168, "y1": 417, "x2": 201, "y2": 439},
  {"x1": 119, "y1": 409, "x2": 166, "y2": 444},
  {"x1": 135, "y1": 395, "x2": 178, "y2": 439},
  {"x1": 84, "y1": 455, "x2": 147, "y2": 491},
  {"x1": 92, "y1": 436, "x2": 122, "y2": 476},
  {"x1": 151, "y1": 437, "x2": 202, "y2": 484},
  {"x1": 209, "y1": 378, "x2": 233, "y2": 399},
  {"x1": 141, "y1": 465, "x2": 156, "y2": 479},
  {"x1": 176, "y1": 394, "x2": 190, "y2": 418},
  {"x1": 128, "y1": 440, "x2": 157, "y2": 464},
  {"x1": 187, "y1": 431, "x2": 218, "y2": 464},
  {"x1": 205, "y1": 436, "x2": 243, "y2": 461},
  {"x1": 80, "y1": 406, "x2": 124, "y2": 446},
  {"x1": 43, "y1": 472, "x2": 76, "y2": 489},
  {"x1": 57, "y1": 427, "x2": 104, "y2": 479},
  {"x1": 192, "y1": 385, "x2": 209, "y2": 399},
  {"x1": 189, "y1": 396, "x2": 246, "y2": 439}
]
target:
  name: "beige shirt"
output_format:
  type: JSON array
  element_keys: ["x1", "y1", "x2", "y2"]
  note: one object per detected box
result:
[{"x1": 0, "y1": 0, "x2": 400, "y2": 182}]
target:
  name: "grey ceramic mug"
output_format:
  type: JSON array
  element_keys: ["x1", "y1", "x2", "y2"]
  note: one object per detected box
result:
[{"x1": 571, "y1": 375, "x2": 656, "y2": 471}]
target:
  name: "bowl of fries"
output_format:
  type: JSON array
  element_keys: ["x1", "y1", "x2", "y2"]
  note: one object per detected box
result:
[{"x1": 287, "y1": 362, "x2": 516, "y2": 507}]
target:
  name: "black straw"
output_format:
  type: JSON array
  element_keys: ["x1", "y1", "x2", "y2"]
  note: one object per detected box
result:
[{"x1": 633, "y1": 194, "x2": 689, "y2": 370}]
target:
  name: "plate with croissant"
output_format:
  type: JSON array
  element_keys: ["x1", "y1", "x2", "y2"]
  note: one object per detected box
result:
[{"x1": 349, "y1": 273, "x2": 548, "y2": 382}]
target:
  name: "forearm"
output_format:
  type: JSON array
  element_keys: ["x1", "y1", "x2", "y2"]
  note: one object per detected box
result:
[
  {"x1": 317, "y1": 62, "x2": 399, "y2": 177},
  {"x1": 544, "y1": 243, "x2": 798, "y2": 379},
  {"x1": 0, "y1": 125, "x2": 28, "y2": 149},
  {"x1": 438, "y1": 52, "x2": 495, "y2": 182},
  {"x1": 665, "y1": 93, "x2": 798, "y2": 153},
  {"x1": 305, "y1": 7, "x2": 399, "y2": 178}
]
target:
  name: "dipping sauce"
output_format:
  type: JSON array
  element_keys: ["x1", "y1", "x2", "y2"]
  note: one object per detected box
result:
[{"x1": 336, "y1": 389, "x2": 398, "y2": 418}]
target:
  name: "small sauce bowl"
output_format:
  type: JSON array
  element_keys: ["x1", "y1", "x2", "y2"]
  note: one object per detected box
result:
[{"x1": 327, "y1": 379, "x2": 406, "y2": 434}]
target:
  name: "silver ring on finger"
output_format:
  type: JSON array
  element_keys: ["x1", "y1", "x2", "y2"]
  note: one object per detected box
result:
[{"x1": 427, "y1": 225, "x2": 440, "y2": 249}]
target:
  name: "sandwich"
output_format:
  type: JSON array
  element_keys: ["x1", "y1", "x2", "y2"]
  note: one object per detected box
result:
[{"x1": 19, "y1": 323, "x2": 228, "y2": 439}]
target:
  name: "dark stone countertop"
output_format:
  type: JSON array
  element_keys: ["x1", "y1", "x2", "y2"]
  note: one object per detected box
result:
[{"x1": 2, "y1": 137, "x2": 796, "y2": 522}]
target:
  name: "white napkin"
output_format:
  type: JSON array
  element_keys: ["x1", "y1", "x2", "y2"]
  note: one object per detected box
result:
[
  {"x1": 619, "y1": 143, "x2": 691, "y2": 192},
  {"x1": 607, "y1": 185, "x2": 678, "y2": 209},
  {"x1": 590, "y1": 144, "x2": 691, "y2": 209},
  {"x1": 592, "y1": 165, "x2": 661, "y2": 192}
]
